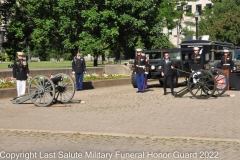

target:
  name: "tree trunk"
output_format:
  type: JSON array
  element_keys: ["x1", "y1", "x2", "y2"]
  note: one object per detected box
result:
[
  {"x1": 93, "y1": 51, "x2": 98, "y2": 66},
  {"x1": 102, "y1": 54, "x2": 105, "y2": 64}
]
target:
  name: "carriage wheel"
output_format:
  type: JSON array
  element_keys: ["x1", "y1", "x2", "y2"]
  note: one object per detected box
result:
[
  {"x1": 187, "y1": 70, "x2": 216, "y2": 99},
  {"x1": 28, "y1": 75, "x2": 55, "y2": 107},
  {"x1": 53, "y1": 73, "x2": 75, "y2": 102},
  {"x1": 210, "y1": 68, "x2": 228, "y2": 97}
]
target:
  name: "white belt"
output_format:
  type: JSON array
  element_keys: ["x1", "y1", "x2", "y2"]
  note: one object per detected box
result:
[
  {"x1": 223, "y1": 64, "x2": 230, "y2": 65},
  {"x1": 136, "y1": 65, "x2": 145, "y2": 69}
]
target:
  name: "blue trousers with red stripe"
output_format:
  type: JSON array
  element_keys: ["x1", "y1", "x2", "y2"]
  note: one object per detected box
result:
[{"x1": 136, "y1": 74, "x2": 145, "y2": 92}]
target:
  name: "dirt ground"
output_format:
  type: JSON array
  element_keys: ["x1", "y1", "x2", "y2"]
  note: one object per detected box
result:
[{"x1": 0, "y1": 79, "x2": 240, "y2": 160}]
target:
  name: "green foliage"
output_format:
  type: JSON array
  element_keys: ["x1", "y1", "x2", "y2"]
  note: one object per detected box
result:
[
  {"x1": 157, "y1": 0, "x2": 198, "y2": 41},
  {"x1": 2, "y1": 0, "x2": 195, "y2": 61},
  {"x1": 2, "y1": 0, "x2": 175, "y2": 60},
  {"x1": 0, "y1": 53, "x2": 11, "y2": 61},
  {"x1": 181, "y1": 28, "x2": 195, "y2": 36},
  {"x1": 0, "y1": 73, "x2": 130, "y2": 88},
  {"x1": 199, "y1": 0, "x2": 240, "y2": 45}
]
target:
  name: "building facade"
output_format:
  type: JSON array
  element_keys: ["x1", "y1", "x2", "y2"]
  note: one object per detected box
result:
[{"x1": 163, "y1": 0, "x2": 213, "y2": 47}]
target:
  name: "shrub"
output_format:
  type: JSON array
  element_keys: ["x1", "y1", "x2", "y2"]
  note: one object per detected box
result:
[{"x1": 0, "y1": 73, "x2": 129, "y2": 88}]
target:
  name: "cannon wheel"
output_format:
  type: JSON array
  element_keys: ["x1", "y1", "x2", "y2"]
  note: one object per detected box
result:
[
  {"x1": 187, "y1": 70, "x2": 216, "y2": 99},
  {"x1": 53, "y1": 73, "x2": 75, "y2": 102},
  {"x1": 131, "y1": 71, "x2": 137, "y2": 88},
  {"x1": 211, "y1": 68, "x2": 228, "y2": 97},
  {"x1": 28, "y1": 75, "x2": 55, "y2": 107}
]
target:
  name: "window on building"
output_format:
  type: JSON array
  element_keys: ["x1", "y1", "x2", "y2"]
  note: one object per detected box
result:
[
  {"x1": 168, "y1": 29, "x2": 172, "y2": 35},
  {"x1": 177, "y1": 6, "x2": 183, "y2": 11},
  {"x1": 186, "y1": 5, "x2": 192, "y2": 13},
  {"x1": 196, "y1": 5, "x2": 202, "y2": 15},
  {"x1": 177, "y1": 25, "x2": 182, "y2": 34},
  {"x1": 187, "y1": 25, "x2": 191, "y2": 31},
  {"x1": 206, "y1": 4, "x2": 212, "y2": 9}
]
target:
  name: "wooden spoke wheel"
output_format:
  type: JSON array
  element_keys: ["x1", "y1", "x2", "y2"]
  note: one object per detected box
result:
[
  {"x1": 187, "y1": 70, "x2": 216, "y2": 99},
  {"x1": 28, "y1": 75, "x2": 55, "y2": 107},
  {"x1": 53, "y1": 73, "x2": 75, "y2": 102}
]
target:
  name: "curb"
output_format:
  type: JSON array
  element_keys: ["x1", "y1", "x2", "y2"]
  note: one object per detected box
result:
[{"x1": 0, "y1": 78, "x2": 131, "y2": 99}]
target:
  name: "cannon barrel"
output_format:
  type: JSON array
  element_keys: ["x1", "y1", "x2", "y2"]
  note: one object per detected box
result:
[{"x1": 51, "y1": 76, "x2": 62, "y2": 85}]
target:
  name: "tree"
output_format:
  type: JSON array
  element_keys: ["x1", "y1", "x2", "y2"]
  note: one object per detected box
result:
[
  {"x1": 2, "y1": 0, "x2": 176, "y2": 63},
  {"x1": 157, "y1": 0, "x2": 198, "y2": 47},
  {"x1": 199, "y1": 0, "x2": 240, "y2": 46}
]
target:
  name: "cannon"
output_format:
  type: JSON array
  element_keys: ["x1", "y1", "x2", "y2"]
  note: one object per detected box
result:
[
  {"x1": 11, "y1": 73, "x2": 75, "y2": 106},
  {"x1": 174, "y1": 69, "x2": 228, "y2": 99}
]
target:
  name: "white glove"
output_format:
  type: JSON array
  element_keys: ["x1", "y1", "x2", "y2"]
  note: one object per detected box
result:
[
  {"x1": 144, "y1": 72, "x2": 148, "y2": 74},
  {"x1": 84, "y1": 71, "x2": 87, "y2": 74},
  {"x1": 72, "y1": 71, "x2": 75, "y2": 74}
]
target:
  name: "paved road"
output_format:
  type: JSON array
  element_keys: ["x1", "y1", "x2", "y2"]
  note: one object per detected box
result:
[{"x1": 0, "y1": 80, "x2": 240, "y2": 160}]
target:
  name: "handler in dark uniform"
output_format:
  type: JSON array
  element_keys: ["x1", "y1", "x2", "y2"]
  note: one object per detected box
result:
[
  {"x1": 141, "y1": 52, "x2": 149, "y2": 90},
  {"x1": 161, "y1": 52, "x2": 175, "y2": 95},
  {"x1": 13, "y1": 52, "x2": 29, "y2": 96},
  {"x1": 145, "y1": 57, "x2": 150, "y2": 89},
  {"x1": 221, "y1": 49, "x2": 234, "y2": 90},
  {"x1": 189, "y1": 47, "x2": 205, "y2": 84},
  {"x1": 133, "y1": 48, "x2": 147, "y2": 93},
  {"x1": 72, "y1": 51, "x2": 86, "y2": 91},
  {"x1": 189, "y1": 47, "x2": 204, "y2": 72}
]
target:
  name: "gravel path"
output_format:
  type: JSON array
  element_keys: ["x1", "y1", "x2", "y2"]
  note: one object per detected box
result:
[{"x1": 0, "y1": 80, "x2": 240, "y2": 160}]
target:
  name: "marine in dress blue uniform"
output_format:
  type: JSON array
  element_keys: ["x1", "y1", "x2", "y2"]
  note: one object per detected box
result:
[
  {"x1": 133, "y1": 48, "x2": 147, "y2": 93},
  {"x1": 221, "y1": 49, "x2": 234, "y2": 70},
  {"x1": 13, "y1": 52, "x2": 30, "y2": 96},
  {"x1": 221, "y1": 49, "x2": 234, "y2": 90},
  {"x1": 72, "y1": 51, "x2": 86, "y2": 91}
]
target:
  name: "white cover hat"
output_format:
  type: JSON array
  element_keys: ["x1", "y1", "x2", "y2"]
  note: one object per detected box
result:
[
  {"x1": 193, "y1": 47, "x2": 199, "y2": 50},
  {"x1": 223, "y1": 49, "x2": 229, "y2": 52},
  {"x1": 17, "y1": 52, "x2": 24, "y2": 56},
  {"x1": 136, "y1": 48, "x2": 142, "y2": 52}
]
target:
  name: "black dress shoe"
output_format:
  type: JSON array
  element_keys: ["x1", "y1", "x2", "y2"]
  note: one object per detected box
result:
[{"x1": 163, "y1": 93, "x2": 167, "y2": 95}]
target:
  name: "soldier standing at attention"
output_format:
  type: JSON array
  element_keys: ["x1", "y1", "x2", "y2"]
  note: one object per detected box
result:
[
  {"x1": 141, "y1": 52, "x2": 149, "y2": 90},
  {"x1": 13, "y1": 52, "x2": 29, "y2": 97},
  {"x1": 72, "y1": 51, "x2": 86, "y2": 91},
  {"x1": 161, "y1": 52, "x2": 175, "y2": 95},
  {"x1": 221, "y1": 49, "x2": 234, "y2": 90},
  {"x1": 144, "y1": 58, "x2": 150, "y2": 89},
  {"x1": 133, "y1": 48, "x2": 147, "y2": 93},
  {"x1": 189, "y1": 47, "x2": 204, "y2": 72},
  {"x1": 189, "y1": 47, "x2": 205, "y2": 84}
]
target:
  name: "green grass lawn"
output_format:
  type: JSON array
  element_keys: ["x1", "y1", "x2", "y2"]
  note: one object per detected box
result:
[
  {"x1": 0, "y1": 60, "x2": 129, "y2": 70},
  {"x1": 0, "y1": 61, "x2": 104, "y2": 69}
]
